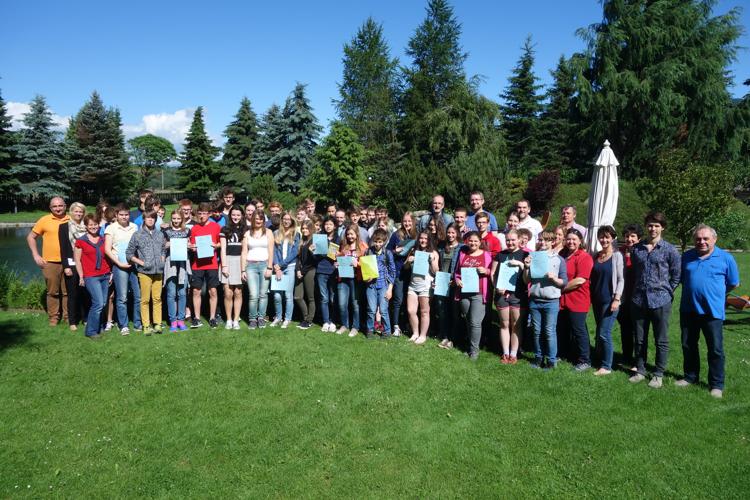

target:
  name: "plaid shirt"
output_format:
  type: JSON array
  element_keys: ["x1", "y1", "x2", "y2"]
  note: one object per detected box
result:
[
  {"x1": 367, "y1": 247, "x2": 396, "y2": 290},
  {"x1": 631, "y1": 239, "x2": 681, "y2": 309}
]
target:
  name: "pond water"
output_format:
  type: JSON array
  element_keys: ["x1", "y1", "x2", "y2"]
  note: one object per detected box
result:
[{"x1": 0, "y1": 227, "x2": 42, "y2": 281}]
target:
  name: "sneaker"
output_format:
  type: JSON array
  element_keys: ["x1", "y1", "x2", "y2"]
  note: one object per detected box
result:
[
  {"x1": 233, "y1": 320, "x2": 241, "y2": 330},
  {"x1": 348, "y1": 328, "x2": 358, "y2": 337},
  {"x1": 336, "y1": 326, "x2": 348, "y2": 335},
  {"x1": 297, "y1": 321, "x2": 312, "y2": 330},
  {"x1": 69, "y1": 324, "x2": 78, "y2": 331},
  {"x1": 144, "y1": 326, "x2": 154, "y2": 336},
  {"x1": 380, "y1": 332, "x2": 391, "y2": 340},
  {"x1": 530, "y1": 362, "x2": 542, "y2": 369},
  {"x1": 87, "y1": 334, "x2": 102, "y2": 340},
  {"x1": 594, "y1": 368, "x2": 612, "y2": 376},
  {"x1": 248, "y1": 319, "x2": 258, "y2": 330},
  {"x1": 648, "y1": 376, "x2": 663, "y2": 389},
  {"x1": 257, "y1": 318, "x2": 267, "y2": 329},
  {"x1": 438, "y1": 339, "x2": 452, "y2": 349},
  {"x1": 500, "y1": 354, "x2": 512, "y2": 365},
  {"x1": 177, "y1": 321, "x2": 188, "y2": 331},
  {"x1": 542, "y1": 363, "x2": 557, "y2": 372},
  {"x1": 104, "y1": 321, "x2": 114, "y2": 332},
  {"x1": 674, "y1": 379, "x2": 693, "y2": 387},
  {"x1": 120, "y1": 327, "x2": 130, "y2": 336},
  {"x1": 270, "y1": 318, "x2": 282, "y2": 327},
  {"x1": 153, "y1": 324, "x2": 162, "y2": 334},
  {"x1": 134, "y1": 325, "x2": 143, "y2": 332},
  {"x1": 393, "y1": 325, "x2": 402, "y2": 337},
  {"x1": 574, "y1": 363, "x2": 591, "y2": 372},
  {"x1": 710, "y1": 388, "x2": 723, "y2": 399},
  {"x1": 468, "y1": 352, "x2": 479, "y2": 362},
  {"x1": 281, "y1": 320, "x2": 290, "y2": 329},
  {"x1": 629, "y1": 373, "x2": 646, "y2": 383},
  {"x1": 209, "y1": 319, "x2": 218, "y2": 329},
  {"x1": 226, "y1": 320, "x2": 234, "y2": 330},
  {"x1": 170, "y1": 321, "x2": 179, "y2": 333},
  {"x1": 190, "y1": 319, "x2": 203, "y2": 329}
]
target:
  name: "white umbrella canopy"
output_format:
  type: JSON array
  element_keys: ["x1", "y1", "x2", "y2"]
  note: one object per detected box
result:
[{"x1": 586, "y1": 140, "x2": 620, "y2": 253}]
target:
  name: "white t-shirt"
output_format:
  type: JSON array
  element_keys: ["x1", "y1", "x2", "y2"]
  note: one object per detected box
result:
[{"x1": 104, "y1": 222, "x2": 138, "y2": 261}]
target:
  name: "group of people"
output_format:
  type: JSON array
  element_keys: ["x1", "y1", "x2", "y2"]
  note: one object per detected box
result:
[{"x1": 27, "y1": 188, "x2": 740, "y2": 398}]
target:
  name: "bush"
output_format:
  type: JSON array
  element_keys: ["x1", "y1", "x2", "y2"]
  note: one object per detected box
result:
[
  {"x1": 707, "y1": 202, "x2": 750, "y2": 250},
  {"x1": 0, "y1": 263, "x2": 45, "y2": 310},
  {"x1": 524, "y1": 169, "x2": 560, "y2": 215}
]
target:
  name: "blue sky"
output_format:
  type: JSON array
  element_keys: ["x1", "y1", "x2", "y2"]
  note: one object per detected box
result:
[{"x1": 2, "y1": 0, "x2": 748, "y2": 148}]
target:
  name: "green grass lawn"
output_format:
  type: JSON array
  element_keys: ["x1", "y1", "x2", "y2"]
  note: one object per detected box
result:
[{"x1": 1, "y1": 257, "x2": 749, "y2": 497}]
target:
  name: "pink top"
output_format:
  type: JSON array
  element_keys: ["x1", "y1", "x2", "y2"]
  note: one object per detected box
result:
[{"x1": 453, "y1": 249, "x2": 493, "y2": 303}]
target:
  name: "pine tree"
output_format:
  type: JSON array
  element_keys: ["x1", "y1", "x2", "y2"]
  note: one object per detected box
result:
[
  {"x1": 12, "y1": 95, "x2": 69, "y2": 201},
  {"x1": 500, "y1": 36, "x2": 543, "y2": 174},
  {"x1": 0, "y1": 89, "x2": 19, "y2": 198},
  {"x1": 574, "y1": 0, "x2": 742, "y2": 178},
  {"x1": 222, "y1": 97, "x2": 258, "y2": 186},
  {"x1": 537, "y1": 55, "x2": 580, "y2": 180},
  {"x1": 335, "y1": 17, "x2": 399, "y2": 150},
  {"x1": 66, "y1": 91, "x2": 130, "y2": 201},
  {"x1": 252, "y1": 104, "x2": 285, "y2": 178},
  {"x1": 305, "y1": 122, "x2": 369, "y2": 205},
  {"x1": 400, "y1": 0, "x2": 469, "y2": 164},
  {"x1": 272, "y1": 83, "x2": 321, "y2": 193},
  {"x1": 178, "y1": 107, "x2": 220, "y2": 193}
]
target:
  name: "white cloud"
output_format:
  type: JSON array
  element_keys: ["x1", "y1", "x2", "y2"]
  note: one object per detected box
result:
[
  {"x1": 7, "y1": 101, "x2": 70, "y2": 131},
  {"x1": 122, "y1": 109, "x2": 194, "y2": 147}
]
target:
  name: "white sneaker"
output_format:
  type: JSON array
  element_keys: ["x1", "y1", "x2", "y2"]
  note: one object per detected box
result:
[
  {"x1": 270, "y1": 318, "x2": 282, "y2": 327},
  {"x1": 336, "y1": 325, "x2": 348, "y2": 335},
  {"x1": 233, "y1": 320, "x2": 241, "y2": 330},
  {"x1": 348, "y1": 328, "x2": 358, "y2": 337},
  {"x1": 281, "y1": 320, "x2": 290, "y2": 329},
  {"x1": 393, "y1": 325, "x2": 402, "y2": 337},
  {"x1": 225, "y1": 321, "x2": 234, "y2": 330},
  {"x1": 120, "y1": 327, "x2": 130, "y2": 336},
  {"x1": 104, "y1": 321, "x2": 114, "y2": 332}
]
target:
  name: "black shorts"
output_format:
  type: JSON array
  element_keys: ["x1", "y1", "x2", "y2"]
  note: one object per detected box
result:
[
  {"x1": 494, "y1": 291, "x2": 526, "y2": 309},
  {"x1": 190, "y1": 269, "x2": 220, "y2": 289}
]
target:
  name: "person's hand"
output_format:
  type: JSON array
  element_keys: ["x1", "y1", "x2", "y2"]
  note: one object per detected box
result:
[
  {"x1": 165, "y1": 241, "x2": 170, "y2": 249},
  {"x1": 385, "y1": 289, "x2": 392, "y2": 301},
  {"x1": 78, "y1": 277, "x2": 84, "y2": 287},
  {"x1": 407, "y1": 255, "x2": 415, "y2": 263},
  {"x1": 264, "y1": 269, "x2": 272, "y2": 279},
  {"x1": 610, "y1": 299, "x2": 621, "y2": 313},
  {"x1": 477, "y1": 266, "x2": 488, "y2": 275},
  {"x1": 222, "y1": 266, "x2": 229, "y2": 278},
  {"x1": 34, "y1": 255, "x2": 47, "y2": 267},
  {"x1": 546, "y1": 271, "x2": 556, "y2": 280},
  {"x1": 118, "y1": 260, "x2": 131, "y2": 269},
  {"x1": 395, "y1": 246, "x2": 404, "y2": 254},
  {"x1": 275, "y1": 269, "x2": 283, "y2": 280},
  {"x1": 64, "y1": 268, "x2": 73, "y2": 277},
  {"x1": 455, "y1": 278, "x2": 463, "y2": 288},
  {"x1": 309, "y1": 244, "x2": 316, "y2": 253},
  {"x1": 508, "y1": 259, "x2": 523, "y2": 268},
  {"x1": 241, "y1": 270, "x2": 247, "y2": 282},
  {"x1": 296, "y1": 270, "x2": 302, "y2": 279},
  {"x1": 524, "y1": 256, "x2": 531, "y2": 265}
]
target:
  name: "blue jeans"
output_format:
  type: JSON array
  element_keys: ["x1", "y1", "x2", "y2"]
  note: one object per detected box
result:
[
  {"x1": 337, "y1": 278, "x2": 361, "y2": 329},
  {"x1": 529, "y1": 299, "x2": 560, "y2": 365},
  {"x1": 272, "y1": 265, "x2": 295, "y2": 321},
  {"x1": 632, "y1": 303, "x2": 671, "y2": 377},
  {"x1": 593, "y1": 301, "x2": 619, "y2": 370},
  {"x1": 112, "y1": 266, "x2": 142, "y2": 329},
  {"x1": 84, "y1": 274, "x2": 110, "y2": 336},
  {"x1": 316, "y1": 272, "x2": 336, "y2": 324},
  {"x1": 246, "y1": 261, "x2": 269, "y2": 320},
  {"x1": 680, "y1": 312, "x2": 725, "y2": 390},
  {"x1": 366, "y1": 286, "x2": 391, "y2": 334},
  {"x1": 390, "y1": 274, "x2": 407, "y2": 331},
  {"x1": 165, "y1": 277, "x2": 188, "y2": 322}
]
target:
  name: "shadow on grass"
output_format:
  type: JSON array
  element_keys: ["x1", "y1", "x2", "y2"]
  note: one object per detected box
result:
[{"x1": 0, "y1": 317, "x2": 34, "y2": 352}]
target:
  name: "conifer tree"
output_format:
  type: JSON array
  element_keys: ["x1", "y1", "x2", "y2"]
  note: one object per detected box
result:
[
  {"x1": 272, "y1": 83, "x2": 321, "y2": 193},
  {"x1": 306, "y1": 122, "x2": 369, "y2": 205},
  {"x1": 500, "y1": 36, "x2": 543, "y2": 174},
  {"x1": 66, "y1": 91, "x2": 130, "y2": 200},
  {"x1": 335, "y1": 17, "x2": 399, "y2": 150},
  {"x1": 537, "y1": 56, "x2": 580, "y2": 179},
  {"x1": 574, "y1": 0, "x2": 742, "y2": 178},
  {"x1": 252, "y1": 104, "x2": 285, "y2": 178},
  {"x1": 178, "y1": 107, "x2": 220, "y2": 193},
  {"x1": 222, "y1": 97, "x2": 258, "y2": 186},
  {"x1": 13, "y1": 95, "x2": 69, "y2": 200},
  {"x1": 0, "y1": 89, "x2": 19, "y2": 198}
]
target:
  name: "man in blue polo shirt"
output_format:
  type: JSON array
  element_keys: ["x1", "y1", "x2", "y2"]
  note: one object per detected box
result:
[
  {"x1": 465, "y1": 191, "x2": 499, "y2": 232},
  {"x1": 675, "y1": 224, "x2": 740, "y2": 399}
]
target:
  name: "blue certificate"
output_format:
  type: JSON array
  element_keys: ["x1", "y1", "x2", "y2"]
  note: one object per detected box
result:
[
  {"x1": 460, "y1": 267, "x2": 479, "y2": 294},
  {"x1": 117, "y1": 245, "x2": 127, "y2": 265},
  {"x1": 530, "y1": 251, "x2": 549, "y2": 279},
  {"x1": 496, "y1": 262, "x2": 519, "y2": 290},
  {"x1": 270, "y1": 271, "x2": 294, "y2": 291},
  {"x1": 434, "y1": 271, "x2": 451, "y2": 296},
  {"x1": 312, "y1": 234, "x2": 329, "y2": 255},
  {"x1": 413, "y1": 250, "x2": 430, "y2": 276},
  {"x1": 337, "y1": 256, "x2": 354, "y2": 278},
  {"x1": 170, "y1": 238, "x2": 188, "y2": 262},
  {"x1": 196, "y1": 235, "x2": 214, "y2": 259}
]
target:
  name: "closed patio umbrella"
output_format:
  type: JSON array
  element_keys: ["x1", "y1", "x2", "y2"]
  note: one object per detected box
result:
[{"x1": 586, "y1": 140, "x2": 619, "y2": 253}]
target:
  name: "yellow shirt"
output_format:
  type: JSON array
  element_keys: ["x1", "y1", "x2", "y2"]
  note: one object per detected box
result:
[{"x1": 31, "y1": 213, "x2": 70, "y2": 262}]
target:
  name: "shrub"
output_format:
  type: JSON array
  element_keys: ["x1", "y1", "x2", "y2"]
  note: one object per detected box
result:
[
  {"x1": 0, "y1": 263, "x2": 45, "y2": 310},
  {"x1": 707, "y1": 202, "x2": 750, "y2": 250},
  {"x1": 524, "y1": 169, "x2": 560, "y2": 215}
]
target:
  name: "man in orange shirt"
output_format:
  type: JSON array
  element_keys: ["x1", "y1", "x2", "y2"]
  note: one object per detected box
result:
[{"x1": 27, "y1": 197, "x2": 70, "y2": 326}]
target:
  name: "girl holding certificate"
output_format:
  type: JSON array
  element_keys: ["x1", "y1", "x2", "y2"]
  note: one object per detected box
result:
[
  {"x1": 314, "y1": 217, "x2": 339, "y2": 333},
  {"x1": 220, "y1": 206, "x2": 246, "y2": 330},
  {"x1": 271, "y1": 213, "x2": 300, "y2": 329},
  {"x1": 336, "y1": 225, "x2": 368, "y2": 337},
  {"x1": 490, "y1": 230, "x2": 528, "y2": 364},
  {"x1": 405, "y1": 231, "x2": 439, "y2": 345},
  {"x1": 163, "y1": 210, "x2": 191, "y2": 332},
  {"x1": 454, "y1": 231, "x2": 493, "y2": 361}
]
